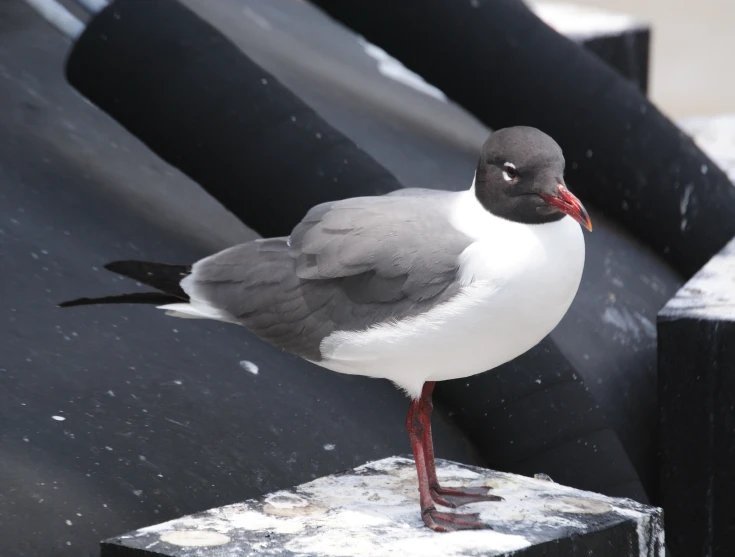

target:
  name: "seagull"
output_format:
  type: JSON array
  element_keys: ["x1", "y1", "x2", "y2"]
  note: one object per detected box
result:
[{"x1": 60, "y1": 126, "x2": 592, "y2": 532}]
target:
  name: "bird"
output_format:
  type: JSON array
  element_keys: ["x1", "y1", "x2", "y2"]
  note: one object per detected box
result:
[{"x1": 60, "y1": 126, "x2": 592, "y2": 532}]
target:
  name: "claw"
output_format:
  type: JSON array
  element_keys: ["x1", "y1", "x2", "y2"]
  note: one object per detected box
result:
[
  {"x1": 430, "y1": 485, "x2": 504, "y2": 508},
  {"x1": 422, "y1": 507, "x2": 492, "y2": 532}
]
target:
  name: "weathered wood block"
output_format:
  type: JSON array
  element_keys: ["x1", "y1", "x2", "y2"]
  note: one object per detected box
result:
[
  {"x1": 659, "y1": 236, "x2": 735, "y2": 557},
  {"x1": 101, "y1": 457, "x2": 664, "y2": 557}
]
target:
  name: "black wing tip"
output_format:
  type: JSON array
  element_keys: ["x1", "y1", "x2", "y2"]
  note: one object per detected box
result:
[
  {"x1": 103, "y1": 260, "x2": 129, "y2": 272},
  {"x1": 57, "y1": 292, "x2": 182, "y2": 308},
  {"x1": 57, "y1": 299, "x2": 80, "y2": 308}
]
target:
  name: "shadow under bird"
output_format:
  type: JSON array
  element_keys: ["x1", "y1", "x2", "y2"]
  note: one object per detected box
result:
[{"x1": 61, "y1": 126, "x2": 593, "y2": 531}]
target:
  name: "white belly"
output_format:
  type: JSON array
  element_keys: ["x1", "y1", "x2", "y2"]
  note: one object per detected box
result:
[{"x1": 314, "y1": 208, "x2": 586, "y2": 399}]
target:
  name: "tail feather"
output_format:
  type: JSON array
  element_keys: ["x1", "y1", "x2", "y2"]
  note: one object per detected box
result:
[
  {"x1": 58, "y1": 260, "x2": 191, "y2": 308},
  {"x1": 104, "y1": 260, "x2": 191, "y2": 298},
  {"x1": 59, "y1": 291, "x2": 182, "y2": 308}
]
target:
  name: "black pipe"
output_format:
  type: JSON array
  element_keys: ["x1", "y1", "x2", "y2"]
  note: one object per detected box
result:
[
  {"x1": 66, "y1": 0, "x2": 401, "y2": 239},
  {"x1": 308, "y1": 0, "x2": 735, "y2": 278}
]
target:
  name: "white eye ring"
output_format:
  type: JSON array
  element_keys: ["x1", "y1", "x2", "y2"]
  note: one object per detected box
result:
[{"x1": 502, "y1": 162, "x2": 517, "y2": 182}]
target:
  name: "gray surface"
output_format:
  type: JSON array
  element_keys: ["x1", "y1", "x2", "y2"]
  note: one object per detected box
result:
[{"x1": 180, "y1": 0, "x2": 489, "y2": 190}]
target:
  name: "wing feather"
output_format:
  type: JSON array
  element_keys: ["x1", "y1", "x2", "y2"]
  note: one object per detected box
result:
[{"x1": 186, "y1": 190, "x2": 472, "y2": 360}]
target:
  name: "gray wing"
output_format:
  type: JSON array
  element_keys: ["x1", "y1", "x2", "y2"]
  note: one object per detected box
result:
[{"x1": 188, "y1": 189, "x2": 472, "y2": 360}]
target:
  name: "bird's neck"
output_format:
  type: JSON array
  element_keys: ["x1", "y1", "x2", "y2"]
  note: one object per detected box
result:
[{"x1": 454, "y1": 180, "x2": 568, "y2": 241}]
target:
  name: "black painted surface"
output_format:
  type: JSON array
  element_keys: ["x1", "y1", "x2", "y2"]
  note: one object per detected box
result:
[
  {"x1": 65, "y1": 0, "x2": 402, "y2": 241},
  {"x1": 659, "y1": 306, "x2": 735, "y2": 555},
  {"x1": 308, "y1": 0, "x2": 735, "y2": 277}
]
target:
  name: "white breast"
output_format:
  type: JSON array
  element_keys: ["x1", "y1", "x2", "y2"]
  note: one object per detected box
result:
[{"x1": 315, "y1": 189, "x2": 586, "y2": 399}]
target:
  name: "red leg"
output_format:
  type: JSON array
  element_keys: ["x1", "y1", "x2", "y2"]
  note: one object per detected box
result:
[
  {"x1": 406, "y1": 396, "x2": 488, "y2": 531},
  {"x1": 418, "y1": 382, "x2": 503, "y2": 509}
]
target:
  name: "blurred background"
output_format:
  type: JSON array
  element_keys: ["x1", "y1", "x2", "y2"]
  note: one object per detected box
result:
[{"x1": 560, "y1": 0, "x2": 735, "y2": 117}]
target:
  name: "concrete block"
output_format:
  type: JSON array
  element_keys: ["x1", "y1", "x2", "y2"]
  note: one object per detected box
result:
[{"x1": 101, "y1": 457, "x2": 664, "y2": 557}]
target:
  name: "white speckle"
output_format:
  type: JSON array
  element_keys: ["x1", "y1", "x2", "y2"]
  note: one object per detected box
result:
[
  {"x1": 105, "y1": 446, "x2": 113, "y2": 451},
  {"x1": 265, "y1": 492, "x2": 311, "y2": 509},
  {"x1": 315, "y1": 132, "x2": 322, "y2": 139},
  {"x1": 107, "y1": 390, "x2": 115, "y2": 397},
  {"x1": 139, "y1": 455, "x2": 147, "y2": 462},
  {"x1": 634, "y1": 313, "x2": 657, "y2": 339},
  {"x1": 239, "y1": 360, "x2": 259, "y2": 375},
  {"x1": 358, "y1": 37, "x2": 447, "y2": 101},
  {"x1": 133, "y1": 490, "x2": 143, "y2": 497},
  {"x1": 680, "y1": 183, "x2": 694, "y2": 215},
  {"x1": 681, "y1": 217, "x2": 688, "y2": 232},
  {"x1": 602, "y1": 306, "x2": 635, "y2": 336},
  {"x1": 585, "y1": 149, "x2": 593, "y2": 158},
  {"x1": 161, "y1": 530, "x2": 231, "y2": 547},
  {"x1": 173, "y1": 380, "x2": 183, "y2": 385},
  {"x1": 22, "y1": 436, "x2": 29, "y2": 443},
  {"x1": 701, "y1": 164, "x2": 709, "y2": 175},
  {"x1": 31, "y1": 252, "x2": 39, "y2": 259},
  {"x1": 602, "y1": 307, "x2": 656, "y2": 342},
  {"x1": 323, "y1": 444, "x2": 336, "y2": 451},
  {"x1": 290, "y1": 115, "x2": 296, "y2": 122},
  {"x1": 611, "y1": 277, "x2": 624, "y2": 288},
  {"x1": 534, "y1": 379, "x2": 542, "y2": 385},
  {"x1": 65, "y1": 519, "x2": 73, "y2": 526},
  {"x1": 261, "y1": 78, "x2": 268, "y2": 85},
  {"x1": 51, "y1": 415, "x2": 66, "y2": 422}
]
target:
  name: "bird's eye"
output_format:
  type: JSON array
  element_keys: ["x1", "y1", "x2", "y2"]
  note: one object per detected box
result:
[{"x1": 502, "y1": 162, "x2": 518, "y2": 182}]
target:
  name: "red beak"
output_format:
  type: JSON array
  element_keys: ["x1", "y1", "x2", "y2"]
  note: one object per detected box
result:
[{"x1": 540, "y1": 185, "x2": 593, "y2": 232}]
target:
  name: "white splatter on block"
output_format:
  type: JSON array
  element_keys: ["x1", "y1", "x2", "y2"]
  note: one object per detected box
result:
[
  {"x1": 661, "y1": 236, "x2": 735, "y2": 321},
  {"x1": 51, "y1": 415, "x2": 66, "y2": 421},
  {"x1": 104, "y1": 457, "x2": 664, "y2": 557}
]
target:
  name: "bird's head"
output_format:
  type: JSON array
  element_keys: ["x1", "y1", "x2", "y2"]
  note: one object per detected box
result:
[{"x1": 474, "y1": 126, "x2": 592, "y2": 232}]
